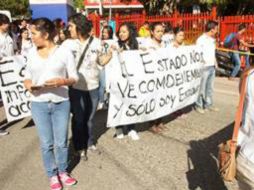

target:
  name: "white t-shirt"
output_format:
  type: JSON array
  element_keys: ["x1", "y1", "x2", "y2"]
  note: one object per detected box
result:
[
  {"x1": 21, "y1": 39, "x2": 33, "y2": 56},
  {"x1": 238, "y1": 71, "x2": 254, "y2": 164},
  {"x1": 24, "y1": 45, "x2": 79, "y2": 103},
  {"x1": 162, "y1": 33, "x2": 174, "y2": 47},
  {"x1": 196, "y1": 33, "x2": 216, "y2": 67},
  {"x1": 0, "y1": 32, "x2": 15, "y2": 57},
  {"x1": 144, "y1": 38, "x2": 166, "y2": 50},
  {"x1": 61, "y1": 37, "x2": 102, "y2": 91}
]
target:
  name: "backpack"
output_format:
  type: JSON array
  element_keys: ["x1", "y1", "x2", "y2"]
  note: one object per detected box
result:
[{"x1": 224, "y1": 33, "x2": 236, "y2": 48}]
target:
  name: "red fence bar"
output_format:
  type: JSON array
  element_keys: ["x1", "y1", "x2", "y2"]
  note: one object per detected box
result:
[{"x1": 89, "y1": 6, "x2": 254, "y2": 44}]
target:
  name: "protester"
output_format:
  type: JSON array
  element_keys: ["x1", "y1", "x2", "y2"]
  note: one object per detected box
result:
[
  {"x1": 98, "y1": 25, "x2": 114, "y2": 110},
  {"x1": 144, "y1": 22, "x2": 167, "y2": 133},
  {"x1": 0, "y1": 13, "x2": 15, "y2": 57},
  {"x1": 112, "y1": 22, "x2": 140, "y2": 140},
  {"x1": 63, "y1": 13, "x2": 111, "y2": 158},
  {"x1": 17, "y1": 28, "x2": 33, "y2": 55},
  {"x1": 170, "y1": 27, "x2": 188, "y2": 118},
  {"x1": 171, "y1": 26, "x2": 185, "y2": 47},
  {"x1": 9, "y1": 21, "x2": 20, "y2": 51},
  {"x1": 19, "y1": 18, "x2": 28, "y2": 30},
  {"x1": 195, "y1": 20, "x2": 219, "y2": 114},
  {"x1": 0, "y1": 13, "x2": 15, "y2": 136},
  {"x1": 138, "y1": 21, "x2": 150, "y2": 38},
  {"x1": 228, "y1": 24, "x2": 254, "y2": 80},
  {"x1": 59, "y1": 29, "x2": 69, "y2": 42},
  {"x1": 237, "y1": 68, "x2": 254, "y2": 190},
  {"x1": 23, "y1": 17, "x2": 78, "y2": 190},
  {"x1": 162, "y1": 23, "x2": 174, "y2": 47}
]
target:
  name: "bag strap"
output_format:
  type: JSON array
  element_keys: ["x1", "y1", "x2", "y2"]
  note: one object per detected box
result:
[
  {"x1": 76, "y1": 36, "x2": 94, "y2": 71},
  {"x1": 231, "y1": 68, "x2": 254, "y2": 150}
]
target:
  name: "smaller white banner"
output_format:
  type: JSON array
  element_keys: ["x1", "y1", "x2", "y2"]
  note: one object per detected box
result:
[{"x1": 0, "y1": 56, "x2": 31, "y2": 122}]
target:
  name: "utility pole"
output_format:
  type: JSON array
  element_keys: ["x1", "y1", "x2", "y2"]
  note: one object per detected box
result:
[{"x1": 109, "y1": 0, "x2": 112, "y2": 21}]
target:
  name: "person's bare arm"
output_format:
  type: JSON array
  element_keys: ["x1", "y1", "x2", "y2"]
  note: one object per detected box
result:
[{"x1": 240, "y1": 39, "x2": 254, "y2": 48}]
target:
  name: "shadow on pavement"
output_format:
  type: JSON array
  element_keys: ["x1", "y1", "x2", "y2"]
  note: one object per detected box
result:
[
  {"x1": 0, "y1": 118, "x2": 23, "y2": 130},
  {"x1": 186, "y1": 122, "x2": 234, "y2": 190},
  {"x1": 67, "y1": 139, "x2": 81, "y2": 174},
  {"x1": 22, "y1": 118, "x2": 35, "y2": 129},
  {"x1": 93, "y1": 109, "x2": 109, "y2": 144},
  {"x1": 67, "y1": 109, "x2": 109, "y2": 173}
]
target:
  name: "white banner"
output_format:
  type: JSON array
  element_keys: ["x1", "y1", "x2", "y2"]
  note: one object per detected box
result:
[
  {"x1": 0, "y1": 56, "x2": 31, "y2": 122},
  {"x1": 106, "y1": 45, "x2": 204, "y2": 127}
]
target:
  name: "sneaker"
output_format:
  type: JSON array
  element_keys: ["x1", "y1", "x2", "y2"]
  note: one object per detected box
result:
[
  {"x1": 207, "y1": 106, "x2": 219, "y2": 112},
  {"x1": 116, "y1": 133, "x2": 124, "y2": 139},
  {"x1": 50, "y1": 176, "x2": 62, "y2": 190},
  {"x1": 78, "y1": 150, "x2": 88, "y2": 161},
  {"x1": 88, "y1": 145, "x2": 97, "y2": 151},
  {"x1": 59, "y1": 172, "x2": 77, "y2": 186},
  {"x1": 128, "y1": 130, "x2": 140, "y2": 140},
  {"x1": 0, "y1": 129, "x2": 9, "y2": 136},
  {"x1": 97, "y1": 102, "x2": 104, "y2": 110},
  {"x1": 195, "y1": 107, "x2": 205, "y2": 114}
]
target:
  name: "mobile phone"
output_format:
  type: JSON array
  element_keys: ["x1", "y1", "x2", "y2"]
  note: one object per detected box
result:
[{"x1": 31, "y1": 85, "x2": 44, "y2": 91}]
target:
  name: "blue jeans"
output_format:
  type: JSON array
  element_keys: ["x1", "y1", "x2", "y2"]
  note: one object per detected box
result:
[
  {"x1": 31, "y1": 100, "x2": 70, "y2": 177},
  {"x1": 245, "y1": 54, "x2": 250, "y2": 68},
  {"x1": 196, "y1": 66, "x2": 215, "y2": 109},
  {"x1": 99, "y1": 69, "x2": 106, "y2": 103},
  {"x1": 230, "y1": 52, "x2": 251, "y2": 77},
  {"x1": 69, "y1": 88, "x2": 99, "y2": 151},
  {"x1": 231, "y1": 52, "x2": 241, "y2": 77}
]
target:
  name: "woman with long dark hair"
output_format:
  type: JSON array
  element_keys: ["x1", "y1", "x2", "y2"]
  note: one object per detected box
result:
[
  {"x1": 24, "y1": 18, "x2": 78, "y2": 190},
  {"x1": 17, "y1": 27, "x2": 33, "y2": 55},
  {"x1": 113, "y1": 22, "x2": 140, "y2": 140},
  {"x1": 146, "y1": 22, "x2": 167, "y2": 133},
  {"x1": 62, "y1": 13, "x2": 111, "y2": 158},
  {"x1": 98, "y1": 25, "x2": 114, "y2": 110}
]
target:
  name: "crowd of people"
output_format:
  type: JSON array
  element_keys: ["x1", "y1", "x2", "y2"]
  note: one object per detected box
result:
[{"x1": 0, "y1": 12, "x2": 253, "y2": 190}]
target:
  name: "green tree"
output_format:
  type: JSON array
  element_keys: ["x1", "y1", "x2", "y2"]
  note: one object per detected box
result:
[
  {"x1": 138, "y1": 0, "x2": 254, "y2": 15},
  {"x1": 73, "y1": 0, "x2": 85, "y2": 9},
  {"x1": 0, "y1": 0, "x2": 30, "y2": 17}
]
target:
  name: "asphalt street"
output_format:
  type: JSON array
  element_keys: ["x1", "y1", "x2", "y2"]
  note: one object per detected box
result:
[{"x1": 0, "y1": 77, "x2": 241, "y2": 190}]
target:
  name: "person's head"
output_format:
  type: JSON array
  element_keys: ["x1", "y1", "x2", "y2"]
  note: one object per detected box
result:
[
  {"x1": 53, "y1": 18, "x2": 65, "y2": 31},
  {"x1": 205, "y1": 20, "x2": 218, "y2": 37},
  {"x1": 173, "y1": 27, "x2": 185, "y2": 45},
  {"x1": 143, "y1": 21, "x2": 149, "y2": 29},
  {"x1": 10, "y1": 22, "x2": 19, "y2": 34},
  {"x1": 68, "y1": 13, "x2": 93, "y2": 40},
  {"x1": 59, "y1": 29, "x2": 69, "y2": 41},
  {"x1": 150, "y1": 22, "x2": 164, "y2": 42},
  {"x1": 20, "y1": 28, "x2": 29, "y2": 40},
  {"x1": 30, "y1": 18, "x2": 56, "y2": 48},
  {"x1": 117, "y1": 22, "x2": 138, "y2": 50},
  {"x1": 164, "y1": 23, "x2": 173, "y2": 34},
  {"x1": 20, "y1": 19, "x2": 28, "y2": 28},
  {"x1": 238, "y1": 23, "x2": 247, "y2": 35},
  {"x1": 101, "y1": 20, "x2": 108, "y2": 27},
  {"x1": 101, "y1": 25, "x2": 113, "y2": 40},
  {"x1": 0, "y1": 14, "x2": 10, "y2": 33}
]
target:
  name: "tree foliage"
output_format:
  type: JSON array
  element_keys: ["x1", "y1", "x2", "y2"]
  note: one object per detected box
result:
[
  {"x1": 0, "y1": 0, "x2": 30, "y2": 17},
  {"x1": 73, "y1": 0, "x2": 85, "y2": 9},
  {"x1": 138, "y1": 0, "x2": 254, "y2": 15}
]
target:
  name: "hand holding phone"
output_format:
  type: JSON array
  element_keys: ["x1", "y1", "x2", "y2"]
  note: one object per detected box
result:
[{"x1": 30, "y1": 85, "x2": 44, "y2": 91}]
